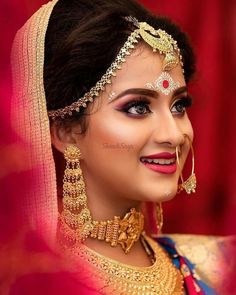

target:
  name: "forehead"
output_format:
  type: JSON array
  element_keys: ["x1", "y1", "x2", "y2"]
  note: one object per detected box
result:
[{"x1": 110, "y1": 44, "x2": 186, "y2": 90}]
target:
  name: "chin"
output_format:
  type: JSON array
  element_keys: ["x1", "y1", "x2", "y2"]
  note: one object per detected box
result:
[{"x1": 139, "y1": 182, "x2": 178, "y2": 203}]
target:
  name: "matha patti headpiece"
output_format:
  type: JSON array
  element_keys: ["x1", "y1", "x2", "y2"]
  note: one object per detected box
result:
[{"x1": 48, "y1": 16, "x2": 183, "y2": 120}]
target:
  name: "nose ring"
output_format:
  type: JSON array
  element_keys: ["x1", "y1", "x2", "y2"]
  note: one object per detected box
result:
[{"x1": 176, "y1": 134, "x2": 196, "y2": 194}]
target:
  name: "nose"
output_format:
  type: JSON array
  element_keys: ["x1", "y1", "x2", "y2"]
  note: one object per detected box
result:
[{"x1": 152, "y1": 112, "x2": 185, "y2": 148}]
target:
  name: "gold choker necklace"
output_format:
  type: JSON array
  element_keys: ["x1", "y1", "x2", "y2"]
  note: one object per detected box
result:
[
  {"x1": 64, "y1": 234, "x2": 184, "y2": 295},
  {"x1": 59, "y1": 208, "x2": 144, "y2": 253}
]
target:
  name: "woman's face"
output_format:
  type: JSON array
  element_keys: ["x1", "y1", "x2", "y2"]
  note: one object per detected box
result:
[{"x1": 72, "y1": 45, "x2": 193, "y2": 206}]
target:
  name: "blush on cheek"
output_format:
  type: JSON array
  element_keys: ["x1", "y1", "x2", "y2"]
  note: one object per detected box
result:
[{"x1": 88, "y1": 114, "x2": 138, "y2": 150}]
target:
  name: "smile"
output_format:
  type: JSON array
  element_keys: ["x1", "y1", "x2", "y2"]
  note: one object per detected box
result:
[
  {"x1": 140, "y1": 158, "x2": 176, "y2": 165},
  {"x1": 140, "y1": 152, "x2": 177, "y2": 174}
]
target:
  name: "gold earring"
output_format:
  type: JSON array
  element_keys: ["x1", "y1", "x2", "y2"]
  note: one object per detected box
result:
[
  {"x1": 176, "y1": 135, "x2": 197, "y2": 194},
  {"x1": 60, "y1": 145, "x2": 93, "y2": 244},
  {"x1": 156, "y1": 203, "x2": 163, "y2": 233}
]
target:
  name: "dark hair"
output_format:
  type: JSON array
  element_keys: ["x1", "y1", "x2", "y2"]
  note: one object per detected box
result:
[{"x1": 44, "y1": 0, "x2": 196, "y2": 127}]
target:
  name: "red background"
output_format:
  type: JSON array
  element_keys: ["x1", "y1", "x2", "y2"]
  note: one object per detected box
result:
[{"x1": 1, "y1": 0, "x2": 236, "y2": 236}]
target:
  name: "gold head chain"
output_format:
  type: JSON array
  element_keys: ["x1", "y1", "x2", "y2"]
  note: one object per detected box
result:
[{"x1": 48, "y1": 16, "x2": 183, "y2": 120}]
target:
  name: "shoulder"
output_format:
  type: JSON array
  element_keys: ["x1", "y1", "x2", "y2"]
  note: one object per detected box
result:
[{"x1": 162, "y1": 234, "x2": 236, "y2": 291}]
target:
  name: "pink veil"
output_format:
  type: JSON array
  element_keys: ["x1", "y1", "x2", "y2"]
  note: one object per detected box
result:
[{"x1": 11, "y1": 0, "x2": 59, "y2": 244}]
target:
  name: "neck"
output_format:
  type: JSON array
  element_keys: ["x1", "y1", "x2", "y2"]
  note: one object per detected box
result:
[
  {"x1": 88, "y1": 192, "x2": 142, "y2": 220},
  {"x1": 84, "y1": 172, "x2": 143, "y2": 220}
]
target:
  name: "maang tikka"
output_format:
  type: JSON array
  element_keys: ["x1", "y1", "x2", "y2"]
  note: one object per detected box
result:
[
  {"x1": 59, "y1": 145, "x2": 144, "y2": 253},
  {"x1": 176, "y1": 135, "x2": 197, "y2": 194},
  {"x1": 145, "y1": 72, "x2": 180, "y2": 96}
]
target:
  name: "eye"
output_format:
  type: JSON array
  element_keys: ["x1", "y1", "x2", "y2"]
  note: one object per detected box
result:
[
  {"x1": 171, "y1": 97, "x2": 192, "y2": 115},
  {"x1": 120, "y1": 99, "x2": 151, "y2": 116}
]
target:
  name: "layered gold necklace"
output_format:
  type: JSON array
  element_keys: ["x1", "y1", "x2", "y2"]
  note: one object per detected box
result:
[{"x1": 65, "y1": 234, "x2": 184, "y2": 295}]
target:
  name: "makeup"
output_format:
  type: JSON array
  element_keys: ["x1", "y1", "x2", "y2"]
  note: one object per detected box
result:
[
  {"x1": 140, "y1": 152, "x2": 177, "y2": 174},
  {"x1": 118, "y1": 98, "x2": 151, "y2": 116},
  {"x1": 108, "y1": 91, "x2": 117, "y2": 101}
]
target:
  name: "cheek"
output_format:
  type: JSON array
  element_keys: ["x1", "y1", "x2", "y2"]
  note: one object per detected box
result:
[
  {"x1": 80, "y1": 113, "x2": 144, "y2": 175},
  {"x1": 79, "y1": 113, "x2": 149, "y2": 191},
  {"x1": 87, "y1": 111, "x2": 147, "y2": 152}
]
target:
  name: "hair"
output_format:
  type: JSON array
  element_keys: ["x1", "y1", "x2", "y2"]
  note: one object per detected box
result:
[{"x1": 44, "y1": 0, "x2": 196, "y2": 131}]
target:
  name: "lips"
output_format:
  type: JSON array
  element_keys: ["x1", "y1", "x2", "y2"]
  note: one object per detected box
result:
[{"x1": 140, "y1": 152, "x2": 177, "y2": 174}]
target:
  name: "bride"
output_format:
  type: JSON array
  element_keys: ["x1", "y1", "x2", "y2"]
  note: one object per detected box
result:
[{"x1": 9, "y1": 0, "x2": 230, "y2": 294}]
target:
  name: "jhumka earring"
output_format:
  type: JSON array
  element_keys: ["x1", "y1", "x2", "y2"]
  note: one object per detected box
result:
[
  {"x1": 176, "y1": 135, "x2": 197, "y2": 194},
  {"x1": 156, "y1": 203, "x2": 163, "y2": 233},
  {"x1": 60, "y1": 145, "x2": 93, "y2": 243}
]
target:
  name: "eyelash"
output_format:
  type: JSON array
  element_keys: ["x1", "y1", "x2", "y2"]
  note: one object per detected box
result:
[
  {"x1": 171, "y1": 97, "x2": 192, "y2": 114},
  {"x1": 119, "y1": 96, "x2": 192, "y2": 116},
  {"x1": 121, "y1": 99, "x2": 151, "y2": 116}
]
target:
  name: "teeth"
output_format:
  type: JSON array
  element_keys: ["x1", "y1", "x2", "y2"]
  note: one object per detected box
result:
[
  {"x1": 154, "y1": 159, "x2": 164, "y2": 164},
  {"x1": 141, "y1": 158, "x2": 175, "y2": 165}
]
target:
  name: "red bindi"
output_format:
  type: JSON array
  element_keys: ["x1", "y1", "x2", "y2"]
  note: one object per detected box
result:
[{"x1": 162, "y1": 80, "x2": 169, "y2": 89}]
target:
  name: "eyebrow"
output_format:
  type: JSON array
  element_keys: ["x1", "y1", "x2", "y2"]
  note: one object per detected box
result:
[{"x1": 108, "y1": 86, "x2": 188, "y2": 103}]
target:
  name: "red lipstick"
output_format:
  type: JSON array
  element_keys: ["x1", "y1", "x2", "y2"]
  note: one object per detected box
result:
[{"x1": 140, "y1": 152, "x2": 177, "y2": 174}]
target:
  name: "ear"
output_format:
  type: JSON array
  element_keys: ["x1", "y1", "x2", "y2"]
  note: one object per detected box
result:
[{"x1": 50, "y1": 121, "x2": 82, "y2": 154}]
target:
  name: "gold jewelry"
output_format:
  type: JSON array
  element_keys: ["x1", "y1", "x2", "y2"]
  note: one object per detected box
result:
[
  {"x1": 67, "y1": 234, "x2": 184, "y2": 295},
  {"x1": 156, "y1": 203, "x2": 163, "y2": 233},
  {"x1": 90, "y1": 208, "x2": 144, "y2": 254},
  {"x1": 60, "y1": 207, "x2": 144, "y2": 254},
  {"x1": 60, "y1": 145, "x2": 144, "y2": 253},
  {"x1": 62, "y1": 145, "x2": 93, "y2": 241},
  {"x1": 176, "y1": 135, "x2": 197, "y2": 194},
  {"x1": 145, "y1": 71, "x2": 180, "y2": 96},
  {"x1": 48, "y1": 17, "x2": 183, "y2": 120}
]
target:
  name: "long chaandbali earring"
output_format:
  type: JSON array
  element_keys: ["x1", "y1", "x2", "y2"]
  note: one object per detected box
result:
[
  {"x1": 156, "y1": 203, "x2": 163, "y2": 233},
  {"x1": 176, "y1": 135, "x2": 197, "y2": 194},
  {"x1": 60, "y1": 145, "x2": 93, "y2": 244}
]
